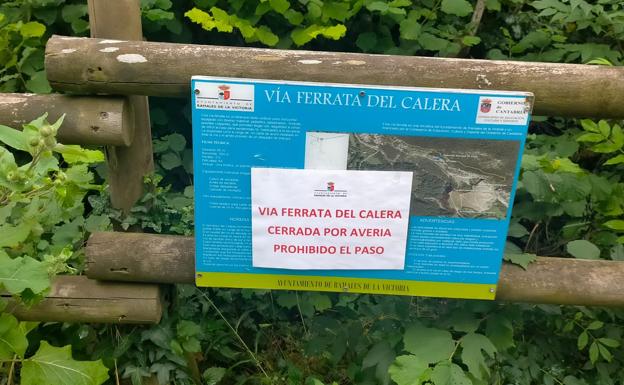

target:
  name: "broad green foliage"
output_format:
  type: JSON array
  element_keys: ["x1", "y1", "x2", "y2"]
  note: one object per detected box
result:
[
  {"x1": 1, "y1": 1, "x2": 624, "y2": 385},
  {"x1": 21, "y1": 341, "x2": 108, "y2": 385},
  {"x1": 0, "y1": 115, "x2": 109, "y2": 383}
]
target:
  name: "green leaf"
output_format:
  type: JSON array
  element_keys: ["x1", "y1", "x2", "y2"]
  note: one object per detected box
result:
[
  {"x1": 388, "y1": 355, "x2": 428, "y2": 385},
  {"x1": 356, "y1": 32, "x2": 378, "y2": 51},
  {"x1": 26, "y1": 70, "x2": 52, "y2": 94},
  {"x1": 21, "y1": 341, "x2": 109, "y2": 385},
  {"x1": 307, "y1": 292, "x2": 332, "y2": 312},
  {"x1": 0, "y1": 255, "x2": 50, "y2": 295},
  {"x1": 462, "y1": 36, "x2": 481, "y2": 46},
  {"x1": 54, "y1": 145, "x2": 105, "y2": 164},
  {"x1": 504, "y1": 242, "x2": 537, "y2": 269},
  {"x1": 485, "y1": 0, "x2": 501, "y2": 11},
  {"x1": 586, "y1": 320, "x2": 603, "y2": 330},
  {"x1": 580, "y1": 119, "x2": 599, "y2": 133},
  {"x1": 21, "y1": 22, "x2": 46, "y2": 38},
  {"x1": 485, "y1": 314, "x2": 514, "y2": 351},
  {"x1": 441, "y1": 0, "x2": 474, "y2": 16},
  {"x1": 0, "y1": 124, "x2": 29, "y2": 152},
  {"x1": 145, "y1": 9, "x2": 174, "y2": 21},
  {"x1": 577, "y1": 331, "x2": 588, "y2": 350},
  {"x1": 203, "y1": 367, "x2": 226, "y2": 385},
  {"x1": 161, "y1": 152, "x2": 182, "y2": 170},
  {"x1": 177, "y1": 320, "x2": 201, "y2": 338},
  {"x1": 507, "y1": 222, "x2": 529, "y2": 238},
  {"x1": 598, "y1": 338, "x2": 620, "y2": 348},
  {"x1": 403, "y1": 325, "x2": 455, "y2": 364},
  {"x1": 430, "y1": 361, "x2": 472, "y2": 385},
  {"x1": 603, "y1": 220, "x2": 624, "y2": 231},
  {"x1": 589, "y1": 341, "x2": 599, "y2": 364},
  {"x1": 0, "y1": 313, "x2": 28, "y2": 359},
  {"x1": 256, "y1": 26, "x2": 279, "y2": 46},
  {"x1": 460, "y1": 333, "x2": 496, "y2": 380},
  {"x1": 566, "y1": 240, "x2": 601, "y2": 259},
  {"x1": 604, "y1": 154, "x2": 624, "y2": 166},
  {"x1": 597, "y1": 120, "x2": 611, "y2": 137},
  {"x1": 418, "y1": 33, "x2": 449, "y2": 51},
  {"x1": 269, "y1": 0, "x2": 290, "y2": 14},
  {"x1": 576, "y1": 133, "x2": 605, "y2": 142},
  {"x1": 0, "y1": 222, "x2": 30, "y2": 247},
  {"x1": 61, "y1": 4, "x2": 88, "y2": 22},
  {"x1": 400, "y1": 17, "x2": 421, "y2": 40}
]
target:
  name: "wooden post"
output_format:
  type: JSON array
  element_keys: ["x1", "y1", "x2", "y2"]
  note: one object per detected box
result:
[
  {"x1": 86, "y1": 232, "x2": 624, "y2": 307},
  {"x1": 5, "y1": 275, "x2": 162, "y2": 324},
  {"x1": 87, "y1": 0, "x2": 153, "y2": 213},
  {"x1": 46, "y1": 35, "x2": 624, "y2": 118},
  {"x1": 0, "y1": 93, "x2": 133, "y2": 146}
]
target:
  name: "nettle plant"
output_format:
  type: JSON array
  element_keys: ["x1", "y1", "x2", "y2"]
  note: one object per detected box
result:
[{"x1": 0, "y1": 114, "x2": 110, "y2": 385}]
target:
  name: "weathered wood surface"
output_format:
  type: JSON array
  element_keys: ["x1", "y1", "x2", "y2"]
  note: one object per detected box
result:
[
  {"x1": 46, "y1": 35, "x2": 624, "y2": 118},
  {"x1": 4, "y1": 275, "x2": 162, "y2": 324},
  {"x1": 86, "y1": 231, "x2": 624, "y2": 307},
  {"x1": 87, "y1": 0, "x2": 154, "y2": 214},
  {"x1": 0, "y1": 93, "x2": 132, "y2": 146}
]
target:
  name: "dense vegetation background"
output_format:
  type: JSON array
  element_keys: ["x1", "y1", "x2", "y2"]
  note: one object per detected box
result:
[{"x1": 1, "y1": 0, "x2": 624, "y2": 384}]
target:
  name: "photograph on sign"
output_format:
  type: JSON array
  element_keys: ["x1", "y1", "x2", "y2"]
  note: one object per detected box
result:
[{"x1": 192, "y1": 76, "x2": 533, "y2": 299}]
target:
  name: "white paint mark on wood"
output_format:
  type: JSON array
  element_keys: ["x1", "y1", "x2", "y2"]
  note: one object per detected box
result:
[
  {"x1": 61, "y1": 49, "x2": 76, "y2": 54},
  {"x1": 100, "y1": 47, "x2": 120, "y2": 53},
  {"x1": 298, "y1": 59, "x2": 322, "y2": 65},
  {"x1": 332, "y1": 61, "x2": 343, "y2": 65},
  {"x1": 116, "y1": 54, "x2": 147, "y2": 63},
  {"x1": 99, "y1": 39, "x2": 124, "y2": 44},
  {"x1": 344, "y1": 60, "x2": 366, "y2": 65},
  {"x1": 476, "y1": 74, "x2": 492, "y2": 87}
]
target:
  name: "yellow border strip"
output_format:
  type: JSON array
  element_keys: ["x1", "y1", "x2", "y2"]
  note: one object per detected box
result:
[{"x1": 196, "y1": 272, "x2": 496, "y2": 300}]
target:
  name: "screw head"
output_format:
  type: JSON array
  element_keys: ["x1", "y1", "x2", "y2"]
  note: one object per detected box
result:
[
  {"x1": 194, "y1": 89, "x2": 200, "y2": 95},
  {"x1": 489, "y1": 288, "x2": 495, "y2": 293},
  {"x1": 359, "y1": 91, "x2": 366, "y2": 97}
]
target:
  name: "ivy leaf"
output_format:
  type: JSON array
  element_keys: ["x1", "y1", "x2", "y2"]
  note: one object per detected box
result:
[
  {"x1": 460, "y1": 333, "x2": 497, "y2": 380},
  {"x1": 21, "y1": 341, "x2": 109, "y2": 385},
  {"x1": 403, "y1": 325, "x2": 455, "y2": 364},
  {"x1": 0, "y1": 254, "x2": 50, "y2": 295},
  {"x1": 462, "y1": 36, "x2": 481, "y2": 46},
  {"x1": 0, "y1": 313, "x2": 28, "y2": 359},
  {"x1": 362, "y1": 341, "x2": 396, "y2": 384},
  {"x1": 430, "y1": 361, "x2": 471, "y2": 385},
  {"x1": 440, "y1": 0, "x2": 473, "y2": 17},
  {"x1": 388, "y1": 355, "x2": 428, "y2": 385},
  {"x1": 566, "y1": 240, "x2": 601, "y2": 259},
  {"x1": 307, "y1": 292, "x2": 332, "y2": 312}
]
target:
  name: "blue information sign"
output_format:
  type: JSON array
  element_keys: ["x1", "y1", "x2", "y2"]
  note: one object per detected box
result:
[{"x1": 192, "y1": 76, "x2": 532, "y2": 299}]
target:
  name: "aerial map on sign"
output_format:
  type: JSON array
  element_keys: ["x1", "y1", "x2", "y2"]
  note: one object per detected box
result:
[{"x1": 346, "y1": 134, "x2": 520, "y2": 219}]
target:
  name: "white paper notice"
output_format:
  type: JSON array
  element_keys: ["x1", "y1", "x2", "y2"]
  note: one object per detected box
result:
[{"x1": 251, "y1": 168, "x2": 413, "y2": 270}]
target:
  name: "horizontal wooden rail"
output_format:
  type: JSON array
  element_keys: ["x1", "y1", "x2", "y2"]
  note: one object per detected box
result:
[
  {"x1": 45, "y1": 35, "x2": 624, "y2": 118},
  {"x1": 0, "y1": 93, "x2": 132, "y2": 146},
  {"x1": 4, "y1": 275, "x2": 162, "y2": 324},
  {"x1": 86, "y1": 232, "x2": 624, "y2": 307}
]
